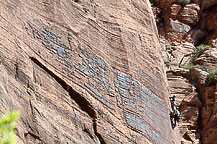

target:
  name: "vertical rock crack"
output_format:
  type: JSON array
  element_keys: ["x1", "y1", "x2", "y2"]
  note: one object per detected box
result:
[{"x1": 29, "y1": 57, "x2": 105, "y2": 143}]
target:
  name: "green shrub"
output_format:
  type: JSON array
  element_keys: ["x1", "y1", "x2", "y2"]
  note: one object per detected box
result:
[
  {"x1": 182, "y1": 64, "x2": 201, "y2": 70},
  {"x1": 177, "y1": 0, "x2": 191, "y2": 5},
  {"x1": 0, "y1": 111, "x2": 20, "y2": 144},
  {"x1": 166, "y1": 72, "x2": 173, "y2": 78},
  {"x1": 192, "y1": 44, "x2": 211, "y2": 63},
  {"x1": 165, "y1": 61, "x2": 171, "y2": 67},
  {"x1": 206, "y1": 69, "x2": 217, "y2": 86}
]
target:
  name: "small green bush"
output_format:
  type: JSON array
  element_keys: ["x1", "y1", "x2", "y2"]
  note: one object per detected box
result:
[
  {"x1": 166, "y1": 72, "x2": 173, "y2": 78},
  {"x1": 165, "y1": 61, "x2": 171, "y2": 67},
  {"x1": 183, "y1": 64, "x2": 201, "y2": 70},
  {"x1": 192, "y1": 44, "x2": 211, "y2": 63},
  {"x1": 177, "y1": 0, "x2": 191, "y2": 5},
  {"x1": 206, "y1": 69, "x2": 217, "y2": 86},
  {"x1": 0, "y1": 111, "x2": 20, "y2": 144},
  {"x1": 183, "y1": 65, "x2": 217, "y2": 86}
]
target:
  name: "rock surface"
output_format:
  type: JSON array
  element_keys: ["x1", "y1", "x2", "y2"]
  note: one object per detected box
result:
[
  {"x1": 155, "y1": 0, "x2": 217, "y2": 45},
  {"x1": 195, "y1": 47, "x2": 217, "y2": 67},
  {"x1": 201, "y1": 0, "x2": 217, "y2": 10},
  {"x1": 155, "y1": 0, "x2": 217, "y2": 143},
  {"x1": 0, "y1": 0, "x2": 180, "y2": 144},
  {"x1": 167, "y1": 66, "x2": 216, "y2": 144},
  {"x1": 167, "y1": 72, "x2": 202, "y2": 144},
  {"x1": 199, "y1": 84, "x2": 217, "y2": 144},
  {"x1": 177, "y1": 4, "x2": 200, "y2": 26}
]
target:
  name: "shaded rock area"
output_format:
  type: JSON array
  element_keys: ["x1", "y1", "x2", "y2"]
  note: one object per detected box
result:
[{"x1": 0, "y1": 0, "x2": 181, "y2": 144}]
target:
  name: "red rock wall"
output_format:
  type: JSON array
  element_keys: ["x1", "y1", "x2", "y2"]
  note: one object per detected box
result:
[{"x1": 0, "y1": 0, "x2": 180, "y2": 143}]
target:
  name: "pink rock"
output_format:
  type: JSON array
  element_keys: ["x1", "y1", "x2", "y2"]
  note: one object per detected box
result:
[{"x1": 177, "y1": 4, "x2": 200, "y2": 26}]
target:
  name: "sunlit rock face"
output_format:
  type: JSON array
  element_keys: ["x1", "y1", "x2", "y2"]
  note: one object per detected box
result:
[
  {"x1": 151, "y1": 0, "x2": 217, "y2": 143},
  {"x1": 0, "y1": 0, "x2": 180, "y2": 143},
  {"x1": 167, "y1": 74, "x2": 202, "y2": 144}
]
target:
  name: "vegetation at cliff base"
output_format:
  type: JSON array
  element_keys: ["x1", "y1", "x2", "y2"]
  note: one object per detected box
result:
[
  {"x1": 206, "y1": 69, "x2": 217, "y2": 86},
  {"x1": 0, "y1": 111, "x2": 20, "y2": 144},
  {"x1": 192, "y1": 44, "x2": 211, "y2": 63},
  {"x1": 183, "y1": 64, "x2": 200, "y2": 70},
  {"x1": 183, "y1": 64, "x2": 217, "y2": 86}
]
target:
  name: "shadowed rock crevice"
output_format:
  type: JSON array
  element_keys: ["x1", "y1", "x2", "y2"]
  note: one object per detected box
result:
[
  {"x1": 189, "y1": 79, "x2": 204, "y2": 143},
  {"x1": 93, "y1": 120, "x2": 106, "y2": 144},
  {"x1": 197, "y1": 106, "x2": 203, "y2": 143},
  {"x1": 24, "y1": 131, "x2": 42, "y2": 143},
  {"x1": 29, "y1": 57, "x2": 96, "y2": 118},
  {"x1": 29, "y1": 57, "x2": 106, "y2": 143}
]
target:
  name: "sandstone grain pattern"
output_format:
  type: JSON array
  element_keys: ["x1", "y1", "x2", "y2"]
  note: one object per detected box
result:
[{"x1": 0, "y1": 0, "x2": 179, "y2": 143}]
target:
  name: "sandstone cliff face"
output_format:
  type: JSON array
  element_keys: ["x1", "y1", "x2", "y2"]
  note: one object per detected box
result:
[{"x1": 0, "y1": 0, "x2": 180, "y2": 144}]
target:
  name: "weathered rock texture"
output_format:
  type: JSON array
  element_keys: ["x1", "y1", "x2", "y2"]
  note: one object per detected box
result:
[
  {"x1": 167, "y1": 67, "x2": 217, "y2": 144},
  {"x1": 167, "y1": 69, "x2": 201, "y2": 144},
  {"x1": 0, "y1": 0, "x2": 180, "y2": 144},
  {"x1": 153, "y1": 0, "x2": 217, "y2": 47},
  {"x1": 169, "y1": 77, "x2": 201, "y2": 144},
  {"x1": 153, "y1": 0, "x2": 217, "y2": 70},
  {"x1": 152, "y1": 0, "x2": 217, "y2": 143}
]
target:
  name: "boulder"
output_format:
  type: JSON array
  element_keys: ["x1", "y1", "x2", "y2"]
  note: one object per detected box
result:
[
  {"x1": 170, "y1": 4, "x2": 182, "y2": 20},
  {"x1": 177, "y1": 4, "x2": 200, "y2": 26},
  {"x1": 165, "y1": 19, "x2": 191, "y2": 43},
  {"x1": 162, "y1": 3, "x2": 182, "y2": 20}
]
